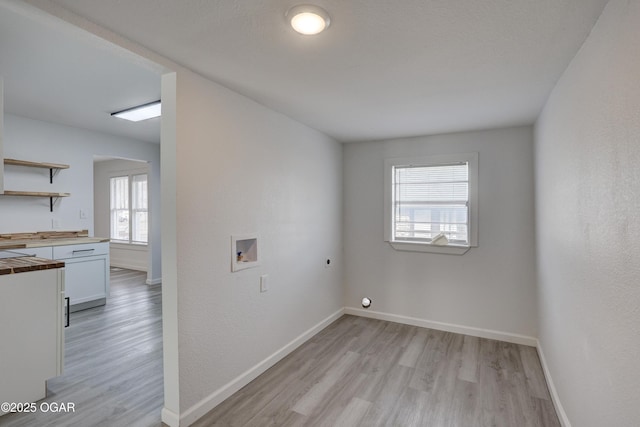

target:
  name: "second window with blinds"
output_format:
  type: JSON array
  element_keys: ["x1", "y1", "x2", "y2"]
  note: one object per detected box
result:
[
  {"x1": 384, "y1": 153, "x2": 478, "y2": 255},
  {"x1": 110, "y1": 173, "x2": 149, "y2": 244}
]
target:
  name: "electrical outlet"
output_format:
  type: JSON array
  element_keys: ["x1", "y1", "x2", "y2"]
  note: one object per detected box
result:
[
  {"x1": 79, "y1": 209, "x2": 87, "y2": 219},
  {"x1": 260, "y1": 274, "x2": 269, "y2": 293},
  {"x1": 51, "y1": 219, "x2": 60, "y2": 229}
]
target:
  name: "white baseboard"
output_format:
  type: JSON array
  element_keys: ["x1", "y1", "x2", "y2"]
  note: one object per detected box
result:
[
  {"x1": 344, "y1": 307, "x2": 537, "y2": 347},
  {"x1": 146, "y1": 277, "x2": 162, "y2": 285},
  {"x1": 110, "y1": 262, "x2": 147, "y2": 272},
  {"x1": 161, "y1": 407, "x2": 180, "y2": 427},
  {"x1": 179, "y1": 308, "x2": 345, "y2": 426},
  {"x1": 536, "y1": 341, "x2": 571, "y2": 427}
]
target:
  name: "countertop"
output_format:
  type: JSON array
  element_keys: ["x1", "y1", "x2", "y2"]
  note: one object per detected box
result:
[
  {"x1": 0, "y1": 256, "x2": 65, "y2": 275},
  {"x1": 0, "y1": 230, "x2": 109, "y2": 250},
  {"x1": 0, "y1": 237, "x2": 110, "y2": 250}
]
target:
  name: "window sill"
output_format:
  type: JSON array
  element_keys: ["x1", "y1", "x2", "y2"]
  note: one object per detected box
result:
[{"x1": 388, "y1": 241, "x2": 472, "y2": 255}]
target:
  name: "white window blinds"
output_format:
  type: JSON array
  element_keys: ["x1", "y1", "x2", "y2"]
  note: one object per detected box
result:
[
  {"x1": 131, "y1": 174, "x2": 148, "y2": 244},
  {"x1": 110, "y1": 174, "x2": 148, "y2": 244},
  {"x1": 110, "y1": 176, "x2": 129, "y2": 242},
  {"x1": 392, "y1": 162, "x2": 470, "y2": 245}
]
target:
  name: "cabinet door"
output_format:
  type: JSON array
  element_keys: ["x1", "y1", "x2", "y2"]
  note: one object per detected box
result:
[
  {"x1": 0, "y1": 269, "x2": 62, "y2": 404},
  {"x1": 64, "y1": 256, "x2": 108, "y2": 305}
]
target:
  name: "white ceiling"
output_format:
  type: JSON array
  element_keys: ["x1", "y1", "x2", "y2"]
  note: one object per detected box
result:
[
  {"x1": 0, "y1": 2, "x2": 162, "y2": 143},
  {"x1": 3, "y1": 0, "x2": 609, "y2": 143}
]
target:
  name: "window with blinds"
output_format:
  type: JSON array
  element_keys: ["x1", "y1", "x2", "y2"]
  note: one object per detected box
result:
[
  {"x1": 110, "y1": 174, "x2": 148, "y2": 244},
  {"x1": 392, "y1": 163, "x2": 469, "y2": 245},
  {"x1": 384, "y1": 153, "x2": 478, "y2": 254},
  {"x1": 131, "y1": 174, "x2": 149, "y2": 244},
  {"x1": 110, "y1": 176, "x2": 129, "y2": 242}
]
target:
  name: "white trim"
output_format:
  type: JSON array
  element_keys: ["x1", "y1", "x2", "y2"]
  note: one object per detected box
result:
[
  {"x1": 161, "y1": 407, "x2": 180, "y2": 427},
  {"x1": 110, "y1": 242, "x2": 148, "y2": 250},
  {"x1": 231, "y1": 233, "x2": 260, "y2": 272},
  {"x1": 110, "y1": 262, "x2": 146, "y2": 272},
  {"x1": 344, "y1": 307, "x2": 537, "y2": 347},
  {"x1": 389, "y1": 241, "x2": 470, "y2": 255},
  {"x1": 146, "y1": 277, "x2": 162, "y2": 285},
  {"x1": 179, "y1": 308, "x2": 345, "y2": 427},
  {"x1": 109, "y1": 257, "x2": 147, "y2": 272},
  {"x1": 536, "y1": 341, "x2": 572, "y2": 427}
]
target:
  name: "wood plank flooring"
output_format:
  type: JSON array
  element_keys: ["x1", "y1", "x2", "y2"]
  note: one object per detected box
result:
[
  {"x1": 1, "y1": 273, "x2": 560, "y2": 427},
  {"x1": 0, "y1": 268, "x2": 163, "y2": 427},
  {"x1": 193, "y1": 315, "x2": 560, "y2": 427}
]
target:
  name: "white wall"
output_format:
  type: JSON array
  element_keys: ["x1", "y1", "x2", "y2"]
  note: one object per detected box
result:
[
  {"x1": 174, "y1": 69, "x2": 343, "y2": 421},
  {"x1": 1, "y1": 114, "x2": 162, "y2": 282},
  {"x1": 94, "y1": 158, "x2": 150, "y2": 272},
  {"x1": 534, "y1": 0, "x2": 640, "y2": 426},
  {"x1": 343, "y1": 126, "x2": 537, "y2": 340},
  {"x1": 0, "y1": 78, "x2": 4, "y2": 193}
]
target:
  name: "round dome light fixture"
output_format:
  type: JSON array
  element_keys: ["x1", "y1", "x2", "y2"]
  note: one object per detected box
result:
[{"x1": 286, "y1": 4, "x2": 330, "y2": 35}]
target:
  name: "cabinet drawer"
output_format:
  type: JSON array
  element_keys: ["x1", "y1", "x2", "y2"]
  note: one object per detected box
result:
[
  {"x1": 53, "y1": 242, "x2": 109, "y2": 259},
  {"x1": 21, "y1": 247, "x2": 54, "y2": 259}
]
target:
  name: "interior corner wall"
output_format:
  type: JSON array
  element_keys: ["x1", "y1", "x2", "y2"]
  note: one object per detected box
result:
[
  {"x1": 173, "y1": 69, "x2": 343, "y2": 417},
  {"x1": 534, "y1": 1, "x2": 640, "y2": 426},
  {"x1": 343, "y1": 126, "x2": 537, "y2": 339}
]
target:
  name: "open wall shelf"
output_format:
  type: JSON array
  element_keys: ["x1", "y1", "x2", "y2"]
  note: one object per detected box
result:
[
  {"x1": 1, "y1": 191, "x2": 70, "y2": 212},
  {"x1": 4, "y1": 158, "x2": 70, "y2": 183},
  {"x1": 1, "y1": 158, "x2": 71, "y2": 211}
]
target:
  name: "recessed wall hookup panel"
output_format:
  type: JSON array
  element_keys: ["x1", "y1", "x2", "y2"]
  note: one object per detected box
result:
[{"x1": 231, "y1": 234, "x2": 260, "y2": 272}]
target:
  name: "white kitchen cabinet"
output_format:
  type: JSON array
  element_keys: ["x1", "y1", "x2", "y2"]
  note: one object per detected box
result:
[
  {"x1": 52, "y1": 242, "x2": 108, "y2": 259},
  {"x1": 53, "y1": 242, "x2": 109, "y2": 312},
  {"x1": 0, "y1": 268, "x2": 65, "y2": 407},
  {"x1": 20, "y1": 246, "x2": 54, "y2": 259}
]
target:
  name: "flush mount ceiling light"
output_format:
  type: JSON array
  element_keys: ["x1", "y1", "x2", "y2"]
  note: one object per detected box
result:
[
  {"x1": 111, "y1": 100, "x2": 161, "y2": 122},
  {"x1": 286, "y1": 4, "x2": 330, "y2": 35}
]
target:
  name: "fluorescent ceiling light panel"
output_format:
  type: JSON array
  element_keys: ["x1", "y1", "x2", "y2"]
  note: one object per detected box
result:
[{"x1": 112, "y1": 100, "x2": 161, "y2": 122}]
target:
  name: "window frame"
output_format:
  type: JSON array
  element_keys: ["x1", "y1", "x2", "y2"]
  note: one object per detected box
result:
[
  {"x1": 109, "y1": 171, "x2": 149, "y2": 246},
  {"x1": 130, "y1": 173, "x2": 149, "y2": 245},
  {"x1": 384, "y1": 153, "x2": 478, "y2": 255}
]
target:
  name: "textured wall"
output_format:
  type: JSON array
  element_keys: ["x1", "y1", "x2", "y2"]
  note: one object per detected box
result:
[
  {"x1": 534, "y1": 0, "x2": 640, "y2": 425},
  {"x1": 174, "y1": 70, "x2": 344, "y2": 413},
  {"x1": 343, "y1": 126, "x2": 538, "y2": 338}
]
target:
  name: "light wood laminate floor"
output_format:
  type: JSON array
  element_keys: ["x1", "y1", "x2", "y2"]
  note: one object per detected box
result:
[
  {"x1": 1, "y1": 272, "x2": 560, "y2": 427},
  {"x1": 194, "y1": 315, "x2": 560, "y2": 427},
  {"x1": 0, "y1": 268, "x2": 164, "y2": 427}
]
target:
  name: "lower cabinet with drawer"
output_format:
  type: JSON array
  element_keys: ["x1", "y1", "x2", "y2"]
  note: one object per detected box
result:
[
  {"x1": 20, "y1": 246, "x2": 54, "y2": 259},
  {"x1": 52, "y1": 242, "x2": 110, "y2": 312}
]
